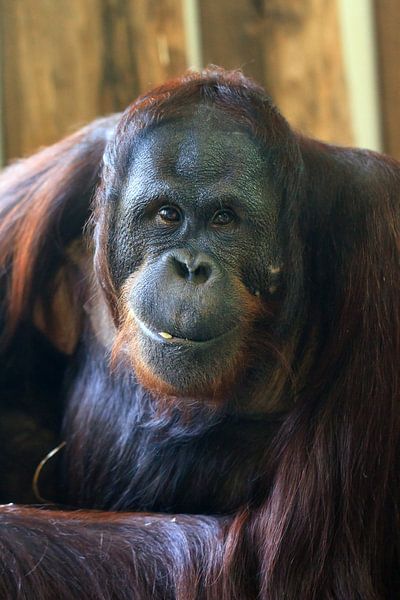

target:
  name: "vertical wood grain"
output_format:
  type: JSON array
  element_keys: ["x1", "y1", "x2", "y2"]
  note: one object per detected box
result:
[
  {"x1": 1, "y1": 0, "x2": 187, "y2": 161},
  {"x1": 374, "y1": 0, "x2": 400, "y2": 159},
  {"x1": 200, "y1": 0, "x2": 353, "y2": 145}
]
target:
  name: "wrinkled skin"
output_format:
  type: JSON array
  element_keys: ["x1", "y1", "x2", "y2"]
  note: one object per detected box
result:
[{"x1": 108, "y1": 106, "x2": 282, "y2": 397}]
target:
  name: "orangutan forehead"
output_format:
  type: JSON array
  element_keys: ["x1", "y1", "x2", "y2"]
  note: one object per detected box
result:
[{"x1": 128, "y1": 106, "x2": 269, "y2": 184}]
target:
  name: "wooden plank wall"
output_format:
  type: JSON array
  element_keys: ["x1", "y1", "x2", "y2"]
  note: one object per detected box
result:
[
  {"x1": 1, "y1": 0, "x2": 187, "y2": 160},
  {"x1": 374, "y1": 0, "x2": 400, "y2": 160},
  {"x1": 1, "y1": 0, "x2": 352, "y2": 162}
]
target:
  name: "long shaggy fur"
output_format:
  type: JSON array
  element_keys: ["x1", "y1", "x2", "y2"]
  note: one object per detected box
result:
[{"x1": 0, "y1": 67, "x2": 398, "y2": 599}]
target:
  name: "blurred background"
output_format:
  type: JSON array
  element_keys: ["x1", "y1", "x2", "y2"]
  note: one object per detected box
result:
[{"x1": 0, "y1": 0, "x2": 398, "y2": 164}]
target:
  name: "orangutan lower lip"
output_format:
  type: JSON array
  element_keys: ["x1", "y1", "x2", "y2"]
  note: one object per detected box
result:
[
  {"x1": 133, "y1": 313, "x2": 198, "y2": 343},
  {"x1": 133, "y1": 313, "x2": 235, "y2": 346}
]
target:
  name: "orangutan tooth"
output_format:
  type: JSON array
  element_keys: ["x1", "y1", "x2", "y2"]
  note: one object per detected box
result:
[
  {"x1": 254, "y1": 290, "x2": 261, "y2": 296},
  {"x1": 159, "y1": 331, "x2": 173, "y2": 339},
  {"x1": 269, "y1": 265, "x2": 281, "y2": 274}
]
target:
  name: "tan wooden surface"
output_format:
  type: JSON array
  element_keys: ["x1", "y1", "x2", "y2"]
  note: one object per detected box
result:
[
  {"x1": 374, "y1": 0, "x2": 400, "y2": 160},
  {"x1": 200, "y1": 0, "x2": 353, "y2": 145},
  {"x1": 1, "y1": 0, "x2": 187, "y2": 161}
]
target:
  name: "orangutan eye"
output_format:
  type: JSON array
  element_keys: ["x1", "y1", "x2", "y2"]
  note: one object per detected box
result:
[
  {"x1": 212, "y1": 209, "x2": 236, "y2": 226},
  {"x1": 158, "y1": 206, "x2": 182, "y2": 224}
]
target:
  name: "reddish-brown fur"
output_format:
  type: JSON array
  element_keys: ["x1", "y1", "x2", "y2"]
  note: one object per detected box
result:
[{"x1": 0, "y1": 68, "x2": 398, "y2": 599}]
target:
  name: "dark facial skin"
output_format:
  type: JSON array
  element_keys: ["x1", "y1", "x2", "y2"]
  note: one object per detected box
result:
[{"x1": 109, "y1": 106, "x2": 282, "y2": 398}]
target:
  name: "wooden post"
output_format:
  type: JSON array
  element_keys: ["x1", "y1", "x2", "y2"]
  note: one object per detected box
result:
[
  {"x1": 200, "y1": 0, "x2": 353, "y2": 145},
  {"x1": 374, "y1": 0, "x2": 400, "y2": 160},
  {"x1": 1, "y1": 0, "x2": 187, "y2": 161}
]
